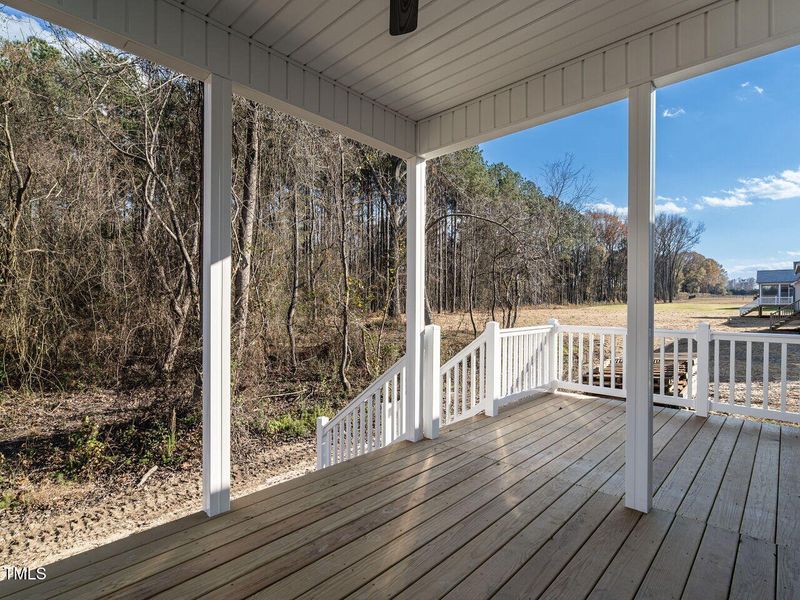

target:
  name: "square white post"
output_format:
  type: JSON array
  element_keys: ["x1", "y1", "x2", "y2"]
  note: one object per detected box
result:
[
  {"x1": 316, "y1": 416, "x2": 330, "y2": 470},
  {"x1": 626, "y1": 82, "x2": 655, "y2": 513},
  {"x1": 422, "y1": 324, "x2": 441, "y2": 439},
  {"x1": 202, "y1": 73, "x2": 232, "y2": 517},
  {"x1": 547, "y1": 319, "x2": 560, "y2": 390},
  {"x1": 695, "y1": 323, "x2": 711, "y2": 417},
  {"x1": 406, "y1": 157, "x2": 426, "y2": 442},
  {"x1": 485, "y1": 321, "x2": 501, "y2": 417}
]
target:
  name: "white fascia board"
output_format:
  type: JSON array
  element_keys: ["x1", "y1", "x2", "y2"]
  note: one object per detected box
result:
[
  {"x1": 418, "y1": 0, "x2": 800, "y2": 158},
  {"x1": 7, "y1": 0, "x2": 417, "y2": 159}
]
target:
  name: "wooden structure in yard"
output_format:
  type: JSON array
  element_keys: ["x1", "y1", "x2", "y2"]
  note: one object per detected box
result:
[{"x1": 586, "y1": 352, "x2": 697, "y2": 398}]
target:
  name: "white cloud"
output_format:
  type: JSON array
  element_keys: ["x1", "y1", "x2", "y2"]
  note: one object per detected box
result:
[
  {"x1": 657, "y1": 195, "x2": 688, "y2": 204},
  {"x1": 655, "y1": 201, "x2": 687, "y2": 215},
  {"x1": 700, "y1": 167, "x2": 800, "y2": 208},
  {"x1": 727, "y1": 259, "x2": 794, "y2": 276},
  {"x1": 692, "y1": 203, "x2": 705, "y2": 210},
  {"x1": 754, "y1": 85, "x2": 765, "y2": 94},
  {"x1": 741, "y1": 81, "x2": 750, "y2": 88},
  {"x1": 702, "y1": 195, "x2": 753, "y2": 207},
  {"x1": 662, "y1": 107, "x2": 686, "y2": 118},
  {"x1": 588, "y1": 201, "x2": 627, "y2": 217},
  {"x1": 786, "y1": 251, "x2": 800, "y2": 257}
]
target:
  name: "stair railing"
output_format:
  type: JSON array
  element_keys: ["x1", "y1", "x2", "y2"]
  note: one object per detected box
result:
[
  {"x1": 771, "y1": 298, "x2": 800, "y2": 329},
  {"x1": 316, "y1": 356, "x2": 406, "y2": 469}
]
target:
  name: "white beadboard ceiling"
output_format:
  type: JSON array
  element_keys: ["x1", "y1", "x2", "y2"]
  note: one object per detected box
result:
[{"x1": 181, "y1": 0, "x2": 714, "y2": 122}]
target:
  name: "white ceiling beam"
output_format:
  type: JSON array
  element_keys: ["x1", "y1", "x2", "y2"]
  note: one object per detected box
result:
[
  {"x1": 7, "y1": 0, "x2": 417, "y2": 159},
  {"x1": 418, "y1": 0, "x2": 800, "y2": 158}
]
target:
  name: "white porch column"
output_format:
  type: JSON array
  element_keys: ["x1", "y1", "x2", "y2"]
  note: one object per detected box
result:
[
  {"x1": 202, "y1": 73, "x2": 232, "y2": 517},
  {"x1": 626, "y1": 82, "x2": 655, "y2": 513},
  {"x1": 406, "y1": 157, "x2": 426, "y2": 442}
]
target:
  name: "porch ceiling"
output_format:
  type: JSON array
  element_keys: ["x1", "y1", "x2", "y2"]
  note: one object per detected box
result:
[
  {"x1": 183, "y1": 0, "x2": 711, "y2": 122},
  {"x1": 9, "y1": 0, "x2": 800, "y2": 158}
]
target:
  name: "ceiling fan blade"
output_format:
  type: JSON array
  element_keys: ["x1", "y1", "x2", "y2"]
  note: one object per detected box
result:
[{"x1": 390, "y1": 0, "x2": 418, "y2": 36}]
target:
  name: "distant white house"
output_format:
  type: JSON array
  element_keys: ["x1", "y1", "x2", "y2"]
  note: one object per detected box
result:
[{"x1": 739, "y1": 261, "x2": 800, "y2": 316}]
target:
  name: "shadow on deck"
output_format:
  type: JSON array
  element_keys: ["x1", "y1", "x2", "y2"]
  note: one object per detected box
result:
[{"x1": 2, "y1": 392, "x2": 798, "y2": 599}]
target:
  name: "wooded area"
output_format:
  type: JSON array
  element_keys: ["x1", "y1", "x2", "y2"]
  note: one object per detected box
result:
[
  {"x1": 0, "y1": 34, "x2": 729, "y2": 392},
  {"x1": 0, "y1": 34, "x2": 725, "y2": 484}
]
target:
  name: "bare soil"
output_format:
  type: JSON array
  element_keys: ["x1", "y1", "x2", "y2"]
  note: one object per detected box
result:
[{"x1": 2, "y1": 295, "x2": 797, "y2": 572}]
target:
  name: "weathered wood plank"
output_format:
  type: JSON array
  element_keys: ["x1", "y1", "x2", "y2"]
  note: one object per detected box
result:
[
  {"x1": 262, "y1": 398, "x2": 629, "y2": 600},
  {"x1": 729, "y1": 535, "x2": 776, "y2": 600},
  {"x1": 653, "y1": 415, "x2": 725, "y2": 513},
  {"x1": 681, "y1": 524, "x2": 739, "y2": 599},
  {"x1": 777, "y1": 542, "x2": 800, "y2": 600},
  {"x1": 534, "y1": 500, "x2": 641, "y2": 600},
  {"x1": 635, "y1": 515, "x2": 705, "y2": 599},
  {"x1": 38, "y1": 446, "x2": 472, "y2": 599},
  {"x1": 777, "y1": 425, "x2": 800, "y2": 547},
  {"x1": 145, "y1": 455, "x2": 498, "y2": 599},
  {"x1": 448, "y1": 395, "x2": 600, "y2": 453},
  {"x1": 741, "y1": 423, "x2": 780, "y2": 542},
  {"x1": 677, "y1": 418, "x2": 742, "y2": 522},
  {"x1": 707, "y1": 420, "x2": 760, "y2": 533},
  {"x1": 481, "y1": 399, "x2": 619, "y2": 462},
  {"x1": 434, "y1": 406, "x2": 695, "y2": 600},
  {"x1": 495, "y1": 494, "x2": 631, "y2": 600},
  {"x1": 587, "y1": 509, "x2": 674, "y2": 600}
]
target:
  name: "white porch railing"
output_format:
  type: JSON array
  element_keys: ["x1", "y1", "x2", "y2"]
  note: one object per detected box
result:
[
  {"x1": 499, "y1": 324, "x2": 556, "y2": 403},
  {"x1": 317, "y1": 319, "x2": 800, "y2": 468},
  {"x1": 557, "y1": 325, "x2": 627, "y2": 399},
  {"x1": 315, "y1": 356, "x2": 406, "y2": 469},
  {"x1": 709, "y1": 330, "x2": 800, "y2": 423},
  {"x1": 439, "y1": 325, "x2": 492, "y2": 427}
]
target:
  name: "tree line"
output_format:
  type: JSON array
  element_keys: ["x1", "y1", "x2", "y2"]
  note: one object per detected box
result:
[{"x1": 0, "y1": 34, "x2": 724, "y2": 394}]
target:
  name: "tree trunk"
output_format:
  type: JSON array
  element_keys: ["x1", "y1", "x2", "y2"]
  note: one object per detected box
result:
[
  {"x1": 233, "y1": 101, "x2": 259, "y2": 368},
  {"x1": 287, "y1": 183, "x2": 300, "y2": 370},
  {"x1": 335, "y1": 136, "x2": 351, "y2": 393}
]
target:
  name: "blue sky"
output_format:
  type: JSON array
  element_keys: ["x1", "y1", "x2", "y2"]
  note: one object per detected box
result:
[
  {"x1": 3, "y1": 6, "x2": 799, "y2": 280},
  {"x1": 481, "y1": 45, "x2": 800, "y2": 281}
]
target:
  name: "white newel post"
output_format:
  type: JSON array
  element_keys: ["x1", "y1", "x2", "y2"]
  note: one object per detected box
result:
[
  {"x1": 695, "y1": 323, "x2": 711, "y2": 417},
  {"x1": 202, "y1": 73, "x2": 232, "y2": 517},
  {"x1": 625, "y1": 82, "x2": 655, "y2": 514},
  {"x1": 422, "y1": 325, "x2": 441, "y2": 439},
  {"x1": 548, "y1": 319, "x2": 560, "y2": 390},
  {"x1": 485, "y1": 321, "x2": 501, "y2": 417},
  {"x1": 316, "y1": 416, "x2": 330, "y2": 470},
  {"x1": 406, "y1": 157, "x2": 426, "y2": 442}
]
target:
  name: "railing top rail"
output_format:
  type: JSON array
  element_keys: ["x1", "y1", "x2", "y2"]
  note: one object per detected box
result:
[
  {"x1": 499, "y1": 325, "x2": 554, "y2": 336},
  {"x1": 324, "y1": 355, "x2": 406, "y2": 430},
  {"x1": 711, "y1": 330, "x2": 800, "y2": 343},
  {"x1": 441, "y1": 330, "x2": 488, "y2": 373},
  {"x1": 654, "y1": 328, "x2": 696, "y2": 337},
  {"x1": 557, "y1": 324, "x2": 627, "y2": 334}
]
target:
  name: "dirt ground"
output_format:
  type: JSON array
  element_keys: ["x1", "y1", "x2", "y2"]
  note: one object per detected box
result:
[
  {"x1": 2, "y1": 295, "x2": 797, "y2": 573},
  {"x1": 0, "y1": 426, "x2": 315, "y2": 571}
]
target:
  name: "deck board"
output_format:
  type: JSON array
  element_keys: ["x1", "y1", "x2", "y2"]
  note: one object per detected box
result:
[{"x1": 3, "y1": 392, "x2": 799, "y2": 600}]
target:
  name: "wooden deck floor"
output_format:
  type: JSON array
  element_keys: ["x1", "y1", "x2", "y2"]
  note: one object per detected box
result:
[{"x1": 2, "y1": 392, "x2": 799, "y2": 600}]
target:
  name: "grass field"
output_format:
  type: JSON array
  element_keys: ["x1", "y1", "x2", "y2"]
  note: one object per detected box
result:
[{"x1": 436, "y1": 295, "x2": 752, "y2": 336}]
